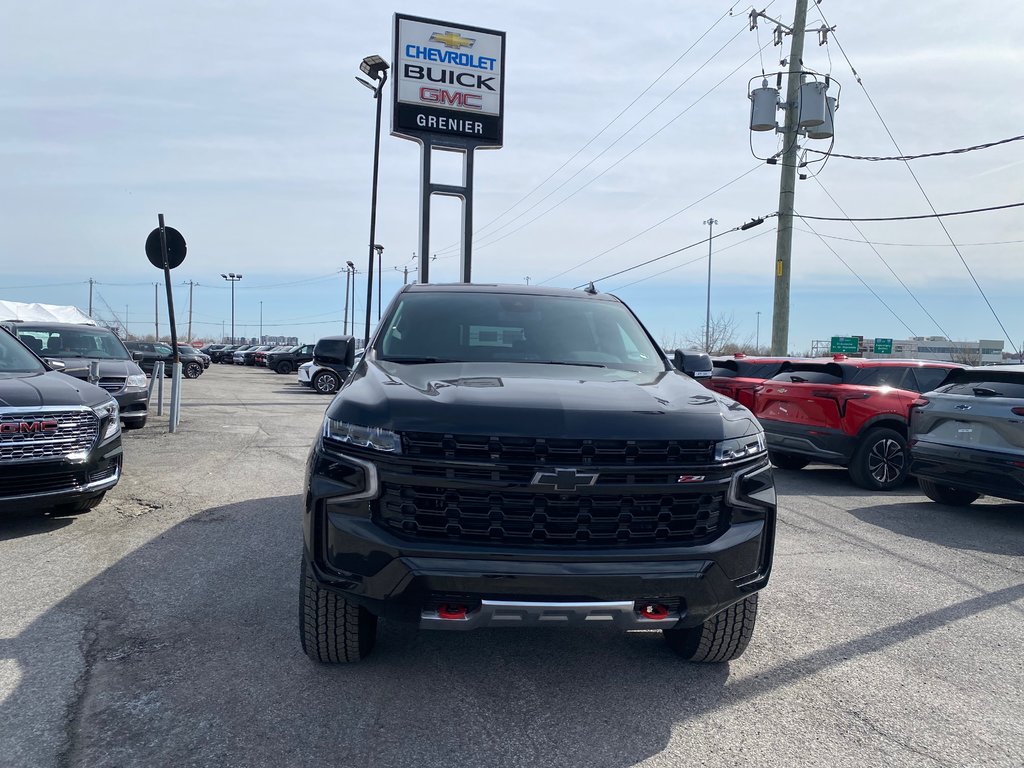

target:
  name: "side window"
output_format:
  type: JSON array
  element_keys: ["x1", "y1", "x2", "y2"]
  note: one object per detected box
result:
[
  {"x1": 850, "y1": 367, "x2": 908, "y2": 389},
  {"x1": 908, "y1": 367, "x2": 953, "y2": 394},
  {"x1": 154, "y1": 344, "x2": 173, "y2": 356}
]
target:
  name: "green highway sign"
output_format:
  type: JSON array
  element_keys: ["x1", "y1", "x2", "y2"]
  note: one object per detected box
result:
[
  {"x1": 873, "y1": 338, "x2": 893, "y2": 355},
  {"x1": 830, "y1": 336, "x2": 860, "y2": 354}
]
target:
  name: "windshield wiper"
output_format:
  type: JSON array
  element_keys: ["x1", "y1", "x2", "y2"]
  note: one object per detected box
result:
[
  {"x1": 514, "y1": 360, "x2": 607, "y2": 368},
  {"x1": 379, "y1": 356, "x2": 461, "y2": 364}
]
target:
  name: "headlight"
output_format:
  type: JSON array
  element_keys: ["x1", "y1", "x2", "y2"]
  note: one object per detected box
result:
[
  {"x1": 715, "y1": 432, "x2": 766, "y2": 463},
  {"x1": 93, "y1": 399, "x2": 121, "y2": 441},
  {"x1": 323, "y1": 419, "x2": 401, "y2": 453},
  {"x1": 126, "y1": 374, "x2": 148, "y2": 388}
]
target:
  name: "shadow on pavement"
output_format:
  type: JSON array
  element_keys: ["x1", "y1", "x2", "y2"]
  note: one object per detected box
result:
[
  {"x1": 849, "y1": 498, "x2": 1024, "y2": 555},
  {"x1": 3, "y1": 493, "x2": 1023, "y2": 768},
  {"x1": 0, "y1": 511, "x2": 75, "y2": 542}
]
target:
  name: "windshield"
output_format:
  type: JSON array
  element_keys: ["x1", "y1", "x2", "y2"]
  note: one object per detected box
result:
[
  {"x1": 376, "y1": 291, "x2": 666, "y2": 372},
  {"x1": 15, "y1": 326, "x2": 131, "y2": 360},
  {"x1": 0, "y1": 329, "x2": 46, "y2": 373}
]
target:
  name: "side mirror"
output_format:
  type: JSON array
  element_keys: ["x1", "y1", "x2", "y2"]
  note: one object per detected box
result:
[
  {"x1": 673, "y1": 350, "x2": 713, "y2": 380},
  {"x1": 45, "y1": 358, "x2": 67, "y2": 371},
  {"x1": 344, "y1": 337, "x2": 356, "y2": 368}
]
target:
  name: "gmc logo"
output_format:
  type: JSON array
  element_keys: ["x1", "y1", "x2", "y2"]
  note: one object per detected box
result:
[
  {"x1": 419, "y1": 87, "x2": 482, "y2": 110},
  {"x1": 0, "y1": 420, "x2": 59, "y2": 435}
]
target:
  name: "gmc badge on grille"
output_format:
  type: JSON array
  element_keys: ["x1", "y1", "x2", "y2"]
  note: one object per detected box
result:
[{"x1": 0, "y1": 420, "x2": 59, "y2": 434}]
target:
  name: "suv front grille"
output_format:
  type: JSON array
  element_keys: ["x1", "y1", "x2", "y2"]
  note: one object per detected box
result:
[
  {"x1": 402, "y1": 432, "x2": 715, "y2": 466},
  {"x1": 378, "y1": 482, "x2": 724, "y2": 546},
  {"x1": 98, "y1": 377, "x2": 126, "y2": 393},
  {"x1": 0, "y1": 410, "x2": 99, "y2": 462}
]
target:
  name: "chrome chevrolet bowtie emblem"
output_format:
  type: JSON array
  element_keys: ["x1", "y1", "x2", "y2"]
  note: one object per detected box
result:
[
  {"x1": 530, "y1": 468, "x2": 599, "y2": 492},
  {"x1": 954, "y1": 404, "x2": 972, "y2": 410}
]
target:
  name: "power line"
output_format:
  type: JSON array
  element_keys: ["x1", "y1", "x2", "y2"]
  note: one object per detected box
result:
[
  {"x1": 540, "y1": 164, "x2": 764, "y2": 285},
  {"x1": 816, "y1": 4, "x2": 1018, "y2": 356},
  {"x1": 609, "y1": 228, "x2": 774, "y2": 291},
  {"x1": 433, "y1": 3, "x2": 747, "y2": 252},
  {"x1": 806, "y1": 134, "x2": 1024, "y2": 161},
  {"x1": 574, "y1": 218, "x2": 772, "y2": 289},
  {"x1": 439, "y1": 32, "x2": 773, "y2": 259},
  {"x1": 797, "y1": 214, "x2": 917, "y2": 337},
  {"x1": 794, "y1": 201, "x2": 1024, "y2": 223},
  {"x1": 791, "y1": 229, "x2": 1024, "y2": 248},
  {"x1": 5, "y1": 281, "x2": 89, "y2": 290}
]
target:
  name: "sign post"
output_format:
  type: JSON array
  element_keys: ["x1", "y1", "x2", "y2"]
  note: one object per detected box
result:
[
  {"x1": 392, "y1": 14, "x2": 506, "y2": 284},
  {"x1": 145, "y1": 217, "x2": 187, "y2": 432}
]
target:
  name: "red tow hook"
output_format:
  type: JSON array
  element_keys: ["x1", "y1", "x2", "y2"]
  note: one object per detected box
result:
[
  {"x1": 640, "y1": 603, "x2": 670, "y2": 620},
  {"x1": 438, "y1": 604, "x2": 468, "y2": 620}
]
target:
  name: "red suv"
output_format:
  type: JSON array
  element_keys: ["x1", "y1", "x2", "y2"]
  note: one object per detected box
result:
[
  {"x1": 706, "y1": 355, "x2": 793, "y2": 410},
  {"x1": 753, "y1": 356, "x2": 960, "y2": 490}
]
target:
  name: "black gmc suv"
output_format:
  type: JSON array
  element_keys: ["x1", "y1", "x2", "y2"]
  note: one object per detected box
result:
[
  {"x1": 301, "y1": 284, "x2": 776, "y2": 664},
  {"x1": 0, "y1": 326, "x2": 122, "y2": 515}
]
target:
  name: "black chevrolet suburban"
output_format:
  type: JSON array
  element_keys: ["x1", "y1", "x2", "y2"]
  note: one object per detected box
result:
[
  {"x1": 301, "y1": 284, "x2": 776, "y2": 664},
  {"x1": 0, "y1": 326, "x2": 122, "y2": 515}
]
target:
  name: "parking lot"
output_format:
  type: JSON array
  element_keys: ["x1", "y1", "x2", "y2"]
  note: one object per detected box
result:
[{"x1": 2, "y1": 363, "x2": 1023, "y2": 767}]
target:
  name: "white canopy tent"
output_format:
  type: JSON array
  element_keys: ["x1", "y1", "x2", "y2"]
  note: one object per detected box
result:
[{"x1": 0, "y1": 300, "x2": 95, "y2": 325}]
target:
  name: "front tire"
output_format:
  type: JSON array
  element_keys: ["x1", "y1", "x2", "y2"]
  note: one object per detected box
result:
[
  {"x1": 664, "y1": 594, "x2": 759, "y2": 663},
  {"x1": 849, "y1": 427, "x2": 908, "y2": 491},
  {"x1": 918, "y1": 478, "x2": 979, "y2": 506},
  {"x1": 299, "y1": 557, "x2": 377, "y2": 663},
  {"x1": 184, "y1": 361, "x2": 203, "y2": 379},
  {"x1": 769, "y1": 451, "x2": 810, "y2": 471},
  {"x1": 312, "y1": 370, "x2": 340, "y2": 395},
  {"x1": 275, "y1": 360, "x2": 293, "y2": 375}
]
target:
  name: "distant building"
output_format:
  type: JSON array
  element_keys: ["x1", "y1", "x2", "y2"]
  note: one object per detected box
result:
[{"x1": 816, "y1": 335, "x2": 1004, "y2": 364}]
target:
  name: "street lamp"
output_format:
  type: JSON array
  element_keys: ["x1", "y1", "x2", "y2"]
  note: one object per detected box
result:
[
  {"x1": 374, "y1": 244, "x2": 384, "y2": 320},
  {"x1": 702, "y1": 218, "x2": 717, "y2": 352},
  {"x1": 220, "y1": 272, "x2": 243, "y2": 342},
  {"x1": 357, "y1": 53, "x2": 389, "y2": 348}
]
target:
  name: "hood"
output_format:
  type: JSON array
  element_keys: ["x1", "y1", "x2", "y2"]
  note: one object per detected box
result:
[
  {"x1": 52, "y1": 357, "x2": 143, "y2": 381},
  {"x1": 328, "y1": 360, "x2": 759, "y2": 442},
  {"x1": 0, "y1": 371, "x2": 110, "y2": 408}
]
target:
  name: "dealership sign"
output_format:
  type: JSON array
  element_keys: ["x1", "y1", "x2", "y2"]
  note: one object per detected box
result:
[{"x1": 392, "y1": 14, "x2": 505, "y2": 147}]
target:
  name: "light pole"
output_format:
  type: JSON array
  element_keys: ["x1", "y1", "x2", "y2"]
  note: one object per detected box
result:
[
  {"x1": 357, "y1": 54, "x2": 389, "y2": 348},
  {"x1": 374, "y1": 244, "x2": 384, "y2": 320},
  {"x1": 259, "y1": 300, "x2": 263, "y2": 341},
  {"x1": 756, "y1": 311, "x2": 762, "y2": 352},
  {"x1": 343, "y1": 261, "x2": 355, "y2": 334},
  {"x1": 220, "y1": 273, "x2": 242, "y2": 342},
  {"x1": 702, "y1": 218, "x2": 717, "y2": 352}
]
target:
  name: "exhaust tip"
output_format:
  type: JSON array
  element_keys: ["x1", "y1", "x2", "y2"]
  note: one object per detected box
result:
[
  {"x1": 437, "y1": 604, "x2": 468, "y2": 620},
  {"x1": 638, "y1": 603, "x2": 670, "y2": 620}
]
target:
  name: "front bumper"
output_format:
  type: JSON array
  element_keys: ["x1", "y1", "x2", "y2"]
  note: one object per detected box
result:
[
  {"x1": 113, "y1": 388, "x2": 149, "y2": 424},
  {"x1": 761, "y1": 418, "x2": 856, "y2": 463},
  {"x1": 911, "y1": 441, "x2": 1024, "y2": 502},
  {"x1": 304, "y1": 445, "x2": 775, "y2": 630},
  {"x1": 0, "y1": 440, "x2": 122, "y2": 512}
]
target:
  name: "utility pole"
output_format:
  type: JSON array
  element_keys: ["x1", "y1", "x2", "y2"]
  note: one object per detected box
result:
[
  {"x1": 756, "y1": 311, "x2": 762, "y2": 351},
  {"x1": 703, "y1": 218, "x2": 717, "y2": 352},
  {"x1": 343, "y1": 261, "x2": 354, "y2": 334},
  {"x1": 259, "y1": 301, "x2": 263, "y2": 341},
  {"x1": 88, "y1": 278, "x2": 94, "y2": 317},
  {"x1": 184, "y1": 280, "x2": 197, "y2": 342},
  {"x1": 374, "y1": 244, "x2": 384, "y2": 321},
  {"x1": 154, "y1": 283, "x2": 159, "y2": 340},
  {"x1": 524, "y1": 276, "x2": 531, "y2": 285},
  {"x1": 771, "y1": 0, "x2": 809, "y2": 355},
  {"x1": 125, "y1": 305, "x2": 129, "y2": 339}
]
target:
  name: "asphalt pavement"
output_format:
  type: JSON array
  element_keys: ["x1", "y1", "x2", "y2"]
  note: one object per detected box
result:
[{"x1": 1, "y1": 363, "x2": 1022, "y2": 767}]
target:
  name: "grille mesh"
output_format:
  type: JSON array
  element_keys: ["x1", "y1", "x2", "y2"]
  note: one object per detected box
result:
[{"x1": 0, "y1": 410, "x2": 99, "y2": 461}]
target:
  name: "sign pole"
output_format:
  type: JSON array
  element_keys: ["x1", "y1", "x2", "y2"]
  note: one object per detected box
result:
[{"x1": 158, "y1": 215, "x2": 182, "y2": 432}]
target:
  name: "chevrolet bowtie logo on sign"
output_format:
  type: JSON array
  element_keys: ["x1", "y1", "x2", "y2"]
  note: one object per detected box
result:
[
  {"x1": 530, "y1": 468, "x2": 599, "y2": 492},
  {"x1": 430, "y1": 31, "x2": 476, "y2": 49}
]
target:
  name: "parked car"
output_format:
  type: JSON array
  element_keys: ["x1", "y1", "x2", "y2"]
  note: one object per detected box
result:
[
  {"x1": 705, "y1": 355, "x2": 793, "y2": 410},
  {"x1": 179, "y1": 345, "x2": 211, "y2": 369},
  {"x1": 201, "y1": 343, "x2": 227, "y2": 356},
  {"x1": 2, "y1": 320, "x2": 149, "y2": 430},
  {"x1": 0, "y1": 325, "x2": 122, "y2": 515},
  {"x1": 307, "y1": 336, "x2": 357, "y2": 394},
  {"x1": 254, "y1": 345, "x2": 291, "y2": 367},
  {"x1": 910, "y1": 365, "x2": 1024, "y2": 505},
  {"x1": 753, "y1": 356, "x2": 960, "y2": 490},
  {"x1": 297, "y1": 359, "x2": 317, "y2": 387},
  {"x1": 124, "y1": 341, "x2": 206, "y2": 379},
  {"x1": 300, "y1": 283, "x2": 775, "y2": 664},
  {"x1": 210, "y1": 345, "x2": 241, "y2": 363},
  {"x1": 267, "y1": 344, "x2": 315, "y2": 374},
  {"x1": 233, "y1": 345, "x2": 274, "y2": 366}
]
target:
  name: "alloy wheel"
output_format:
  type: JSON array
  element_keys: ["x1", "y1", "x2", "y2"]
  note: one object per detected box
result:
[{"x1": 867, "y1": 438, "x2": 905, "y2": 485}]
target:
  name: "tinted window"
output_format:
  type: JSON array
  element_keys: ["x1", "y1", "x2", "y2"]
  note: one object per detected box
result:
[
  {"x1": 942, "y1": 379, "x2": 1024, "y2": 398},
  {"x1": 737, "y1": 362, "x2": 787, "y2": 379},
  {"x1": 0, "y1": 329, "x2": 45, "y2": 373},
  {"x1": 908, "y1": 367, "x2": 954, "y2": 394},
  {"x1": 848, "y1": 367, "x2": 908, "y2": 389},
  {"x1": 15, "y1": 326, "x2": 131, "y2": 360},
  {"x1": 770, "y1": 371, "x2": 842, "y2": 384},
  {"x1": 377, "y1": 292, "x2": 665, "y2": 372}
]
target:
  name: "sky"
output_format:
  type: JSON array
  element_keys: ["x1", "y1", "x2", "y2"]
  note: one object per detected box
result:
[{"x1": 2, "y1": 1, "x2": 1023, "y2": 355}]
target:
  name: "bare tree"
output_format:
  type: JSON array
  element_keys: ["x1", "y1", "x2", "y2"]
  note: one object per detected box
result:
[
  {"x1": 682, "y1": 312, "x2": 758, "y2": 355},
  {"x1": 948, "y1": 341, "x2": 982, "y2": 366}
]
